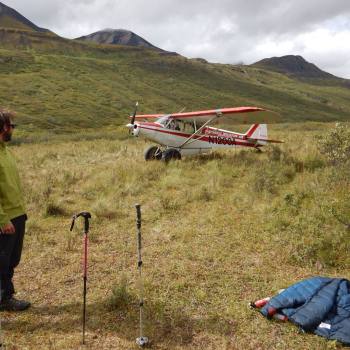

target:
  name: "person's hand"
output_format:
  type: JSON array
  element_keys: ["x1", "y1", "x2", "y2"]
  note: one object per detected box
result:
[{"x1": 0, "y1": 222, "x2": 15, "y2": 234}]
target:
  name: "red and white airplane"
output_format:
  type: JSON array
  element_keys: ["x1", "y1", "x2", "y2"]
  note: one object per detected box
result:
[{"x1": 126, "y1": 104, "x2": 283, "y2": 161}]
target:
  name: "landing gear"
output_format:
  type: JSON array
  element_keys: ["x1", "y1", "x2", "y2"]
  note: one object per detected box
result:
[
  {"x1": 161, "y1": 148, "x2": 181, "y2": 163},
  {"x1": 144, "y1": 146, "x2": 182, "y2": 162},
  {"x1": 144, "y1": 146, "x2": 163, "y2": 161}
]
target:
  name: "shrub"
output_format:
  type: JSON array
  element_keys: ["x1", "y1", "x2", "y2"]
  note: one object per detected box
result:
[
  {"x1": 195, "y1": 185, "x2": 214, "y2": 201},
  {"x1": 92, "y1": 199, "x2": 120, "y2": 219},
  {"x1": 159, "y1": 194, "x2": 183, "y2": 211},
  {"x1": 330, "y1": 195, "x2": 350, "y2": 231},
  {"x1": 303, "y1": 157, "x2": 325, "y2": 172},
  {"x1": 253, "y1": 163, "x2": 296, "y2": 195},
  {"x1": 272, "y1": 191, "x2": 350, "y2": 267},
  {"x1": 317, "y1": 123, "x2": 350, "y2": 165},
  {"x1": 267, "y1": 145, "x2": 305, "y2": 173},
  {"x1": 108, "y1": 275, "x2": 132, "y2": 310},
  {"x1": 45, "y1": 201, "x2": 67, "y2": 216},
  {"x1": 267, "y1": 145, "x2": 282, "y2": 162},
  {"x1": 253, "y1": 169, "x2": 278, "y2": 194}
]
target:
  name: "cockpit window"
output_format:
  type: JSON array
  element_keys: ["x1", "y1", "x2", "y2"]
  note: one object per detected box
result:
[
  {"x1": 167, "y1": 119, "x2": 180, "y2": 130},
  {"x1": 182, "y1": 121, "x2": 195, "y2": 133},
  {"x1": 156, "y1": 116, "x2": 195, "y2": 133},
  {"x1": 156, "y1": 116, "x2": 170, "y2": 126},
  {"x1": 156, "y1": 116, "x2": 180, "y2": 130}
]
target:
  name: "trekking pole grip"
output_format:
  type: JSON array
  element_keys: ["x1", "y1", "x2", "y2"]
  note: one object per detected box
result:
[
  {"x1": 83, "y1": 215, "x2": 90, "y2": 233},
  {"x1": 70, "y1": 211, "x2": 91, "y2": 233}
]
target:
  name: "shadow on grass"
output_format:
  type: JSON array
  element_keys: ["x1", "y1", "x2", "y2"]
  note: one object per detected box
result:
[
  {"x1": 4, "y1": 297, "x2": 235, "y2": 347},
  {"x1": 183, "y1": 148, "x2": 263, "y2": 166}
]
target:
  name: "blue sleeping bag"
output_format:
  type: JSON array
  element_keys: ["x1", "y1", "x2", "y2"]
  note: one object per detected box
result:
[{"x1": 260, "y1": 277, "x2": 350, "y2": 345}]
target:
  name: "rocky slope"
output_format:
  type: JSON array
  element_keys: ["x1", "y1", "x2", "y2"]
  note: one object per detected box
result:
[
  {"x1": 76, "y1": 29, "x2": 162, "y2": 50},
  {"x1": 252, "y1": 55, "x2": 338, "y2": 79}
]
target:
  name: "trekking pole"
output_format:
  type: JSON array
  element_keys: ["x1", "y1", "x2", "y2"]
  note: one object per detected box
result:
[
  {"x1": 135, "y1": 204, "x2": 148, "y2": 347},
  {"x1": 70, "y1": 211, "x2": 92, "y2": 345}
]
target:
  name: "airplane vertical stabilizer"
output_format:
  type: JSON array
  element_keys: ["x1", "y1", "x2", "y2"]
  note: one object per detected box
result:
[{"x1": 246, "y1": 124, "x2": 268, "y2": 140}]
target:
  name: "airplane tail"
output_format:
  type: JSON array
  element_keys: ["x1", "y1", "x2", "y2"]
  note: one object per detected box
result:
[{"x1": 245, "y1": 124, "x2": 283, "y2": 145}]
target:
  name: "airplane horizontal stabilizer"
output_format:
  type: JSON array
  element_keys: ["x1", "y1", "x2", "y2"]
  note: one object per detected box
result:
[{"x1": 248, "y1": 138, "x2": 284, "y2": 143}]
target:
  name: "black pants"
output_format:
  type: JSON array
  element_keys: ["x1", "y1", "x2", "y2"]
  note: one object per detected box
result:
[{"x1": 0, "y1": 214, "x2": 27, "y2": 300}]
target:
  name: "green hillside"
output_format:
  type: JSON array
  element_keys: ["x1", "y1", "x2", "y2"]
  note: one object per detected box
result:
[
  {"x1": 0, "y1": 28, "x2": 349, "y2": 133},
  {"x1": 0, "y1": 14, "x2": 35, "y2": 31}
]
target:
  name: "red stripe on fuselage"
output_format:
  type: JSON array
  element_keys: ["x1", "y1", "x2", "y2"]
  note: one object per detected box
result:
[
  {"x1": 138, "y1": 125, "x2": 258, "y2": 147},
  {"x1": 139, "y1": 125, "x2": 200, "y2": 138}
]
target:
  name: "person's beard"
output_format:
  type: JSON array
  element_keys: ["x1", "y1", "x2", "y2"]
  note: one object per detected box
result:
[{"x1": 3, "y1": 131, "x2": 12, "y2": 142}]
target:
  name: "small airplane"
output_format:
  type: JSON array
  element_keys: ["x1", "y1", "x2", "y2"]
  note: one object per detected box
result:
[{"x1": 126, "y1": 103, "x2": 283, "y2": 161}]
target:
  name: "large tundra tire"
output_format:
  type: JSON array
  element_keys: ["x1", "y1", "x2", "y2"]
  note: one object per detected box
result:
[
  {"x1": 161, "y1": 148, "x2": 181, "y2": 163},
  {"x1": 144, "y1": 146, "x2": 162, "y2": 160}
]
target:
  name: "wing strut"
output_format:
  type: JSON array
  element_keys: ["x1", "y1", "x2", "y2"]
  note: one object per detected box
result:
[{"x1": 178, "y1": 112, "x2": 222, "y2": 149}]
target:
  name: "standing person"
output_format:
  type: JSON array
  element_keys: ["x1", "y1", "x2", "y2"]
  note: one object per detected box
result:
[{"x1": 0, "y1": 109, "x2": 30, "y2": 311}]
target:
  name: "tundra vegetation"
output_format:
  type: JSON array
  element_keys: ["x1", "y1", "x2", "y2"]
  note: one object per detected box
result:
[
  {"x1": 1, "y1": 35, "x2": 350, "y2": 132},
  {"x1": 0, "y1": 22, "x2": 350, "y2": 349},
  {"x1": 1, "y1": 122, "x2": 349, "y2": 349}
]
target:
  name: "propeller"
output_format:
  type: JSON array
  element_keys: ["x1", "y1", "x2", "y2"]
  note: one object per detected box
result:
[
  {"x1": 130, "y1": 101, "x2": 139, "y2": 125},
  {"x1": 126, "y1": 101, "x2": 139, "y2": 135}
]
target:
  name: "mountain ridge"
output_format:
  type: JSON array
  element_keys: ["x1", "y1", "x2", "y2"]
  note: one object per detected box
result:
[
  {"x1": 0, "y1": 2, "x2": 349, "y2": 128},
  {"x1": 252, "y1": 55, "x2": 340, "y2": 80},
  {"x1": 0, "y1": 2, "x2": 346, "y2": 81},
  {"x1": 0, "y1": 1, "x2": 50, "y2": 32},
  {"x1": 76, "y1": 29, "x2": 161, "y2": 50}
]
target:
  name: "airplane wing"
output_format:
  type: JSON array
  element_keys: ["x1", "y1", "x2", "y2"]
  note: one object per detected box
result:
[
  {"x1": 130, "y1": 113, "x2": 164, "y2": 120},
  {"x1": 132, "y1": 107, "x2": 280, "y2": 124}
]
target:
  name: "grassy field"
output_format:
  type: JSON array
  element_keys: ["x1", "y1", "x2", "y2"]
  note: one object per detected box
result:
[{"x1": 1, "y1": 122, "x2": 349, "y2": 349}]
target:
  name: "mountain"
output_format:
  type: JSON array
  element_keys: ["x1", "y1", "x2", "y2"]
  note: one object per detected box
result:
[
  {"x1": 76, "y1": 29, "x2": 166, "y2": 51},
  {"x1": 1, "y1": 32, "x2": 350, "y2": 130},
  {"x1": 0, "y1": 3, "x2": 349, "y2": 130},
  {"x1": 0, "y1": 1, "x2": 50, "y2": 32},
  {"x1": 251, "y1": 55, "x2": 338, "y2": 80}
]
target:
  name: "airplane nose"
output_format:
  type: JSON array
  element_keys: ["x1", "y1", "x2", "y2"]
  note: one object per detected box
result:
[
  {"x1": 126, "y1": 123, "x2": 140, "y2": 136},
  {"x1": 133, "y1": 124, "x2": 140, "y2": 136}
]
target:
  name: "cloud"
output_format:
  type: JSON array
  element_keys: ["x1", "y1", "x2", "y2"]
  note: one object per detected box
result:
[{"x1": 3, "y1": 0, "x2": 350, "y2": 78}]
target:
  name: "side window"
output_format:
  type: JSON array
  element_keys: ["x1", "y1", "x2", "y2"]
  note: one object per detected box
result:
[
  {"x1": 167, "y1": 119, "x2": 180, "y2": 131},
  {"x1": 157, "y1": 116, "x2": 170, "y2": 127},
  {"x1": 183, "y1": 122, "x2": 195, "y2": 133},
  {"x1": 168, "y1": 120, "x2": 175, "y2": 130}
]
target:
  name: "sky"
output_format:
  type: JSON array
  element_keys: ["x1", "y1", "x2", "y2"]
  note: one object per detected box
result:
[{"x1": 4, "y1": 0, "x2": 350, "y2": 78}]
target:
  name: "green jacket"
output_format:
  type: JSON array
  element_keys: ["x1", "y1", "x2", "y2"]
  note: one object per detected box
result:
[{"x1": 0, "y1": 142, "x2": 26, "y2": 227}]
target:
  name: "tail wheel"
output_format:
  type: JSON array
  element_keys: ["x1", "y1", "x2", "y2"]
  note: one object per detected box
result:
[
  {"x1": 161, "y1": 148, "x2": 181, "y2": 163},
  {"x1": 144, "y1": 146, "x2": 162, "y2": 161}
]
